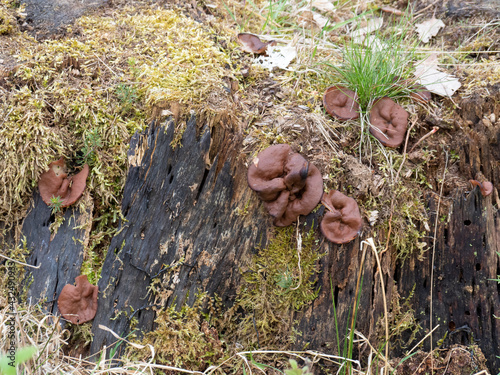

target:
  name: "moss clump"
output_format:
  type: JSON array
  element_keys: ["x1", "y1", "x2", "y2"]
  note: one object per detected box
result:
[
  {"x1": 129, "y1": 294, "x2": 226, "y2": 370},
  {"x1": 227, "y1": 225, "x2": 324, "y2": 349},
  {"x1": 0, "y1": 5, "x2": 235, "y2": 283}
]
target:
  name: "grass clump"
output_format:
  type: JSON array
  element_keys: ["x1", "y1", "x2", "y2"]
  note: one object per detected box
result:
[
  {"x1": 328, "y1": 15, "x2": 419, "y2": 110},
  {"x1": 228, "y1": 225, "x2": 324, "y2": 349}
]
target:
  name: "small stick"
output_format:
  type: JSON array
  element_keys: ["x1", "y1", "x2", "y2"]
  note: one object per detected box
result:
[
  {"x1": 381, "y1": 6, "x2": 403, "y2": 16},
  {"x1": 0, "y1": 252, "x2": 40, "y2": 269},
  {"x1": 408, "y1": 126, "x2": 439, "y2": 154},
  {"x1": 430, "y1": 149, "x2": 449, "y2": 374}
]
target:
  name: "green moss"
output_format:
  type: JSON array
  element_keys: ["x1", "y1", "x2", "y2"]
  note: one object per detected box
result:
[
  {"x1": 0, "y1": 6, "x2": 235, "y2": 283},
  {"x1": 129, "y1": 293, "x2": 226, "y2": 370},
  {"x1": 228, "y1": 225, "x2": 324, "y2": 349}
]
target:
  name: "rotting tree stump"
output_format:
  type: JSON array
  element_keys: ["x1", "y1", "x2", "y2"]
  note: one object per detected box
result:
[
  {"x1": 21, "y1": 91, "x2": 500, "y2": 372},
  {"x1": 88, "y1": 116, "x2": 270, "y2": 355}
]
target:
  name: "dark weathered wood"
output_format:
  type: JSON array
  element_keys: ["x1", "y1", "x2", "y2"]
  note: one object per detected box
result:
[
  {"x1": 23, "y1": 0, "x2": 108, "y2": 39},
  {"x1": 22, "y1": 192, "x2": 92, "y2": 314},
  {"x1": 85, "y1": 94, "x2": 499, "y2": 371},
  {"x1": 89, "y1": 117, "x2": 269, "y2": 355}
]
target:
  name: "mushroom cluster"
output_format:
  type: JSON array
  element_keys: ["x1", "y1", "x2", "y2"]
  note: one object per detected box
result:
[
  {"x1": 247, "y1": 144, "x2": 324, "y2": 226},
  {"x1": 38, "y1": 158, "x2": 89, "y2": 207},
  {"x1": 57, "y1": 275, "x2": 98, "y2": 324},
  {"x1": 323, "y1": 84, "x2": 431, "y2": 149}
]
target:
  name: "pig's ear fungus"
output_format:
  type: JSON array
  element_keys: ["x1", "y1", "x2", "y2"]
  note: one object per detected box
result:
[
  {"x1": 323, "y1": 85, "x2": 360, "y2": 121},
  {"x1": 247, "y1": 144, "x2": 323, "y2": 227},
  {"x1": 57, "y1": 275, "x2": 98, "y2": 325},
  {"x1": 369, "y1": 97, "x2": 408, "y2": 148},
  {"x1": 237, "y1": 33, "x2": 276, "y2": 55},
  {"x1": 469, "y1": 180, "x2": 493, "y2": 197},
  {"x1": 38, "y1": 159, "x2": 89, "y2": 207},
  {"x1": 320, "y1": 190, "x2": 362, "y2": 244}
]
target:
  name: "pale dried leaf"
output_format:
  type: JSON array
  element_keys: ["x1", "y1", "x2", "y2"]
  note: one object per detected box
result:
[
  {"x1": 351, "y1": 17, "x2": 383, "y2": 38},
  {"x1": 297, "y1": 9, "x2": 329, "y2": 29},
  {"x1": 312, "y1": 12, "x2": 330, "y2": 28},
  {"x1": 415, "y1": 18, "x2": 445, "y2": 43},
  {"x1": 254, "y1": 45, "x2": 297, "y2": 71},
  {"x1": 312, "y1": 0, "x2": 334, "y2": 12},
  {"x1": 352, "y1": 35, "x2": 385, "y2": 52},
  {"x1": 414, "y1": 55, "x2": 461, "y2": 97}
]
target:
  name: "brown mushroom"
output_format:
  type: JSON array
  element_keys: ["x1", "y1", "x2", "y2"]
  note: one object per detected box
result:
[
  {"x1": 57, "y1": 275, "x2": 98, "y2": 324},
  {"x1": 469, "y1": 179, "x2": 493, "y2": 197},
  {"x1": 237, "y1": 33, "x2": 276, "y2": 55},
  {"x1": 320, "y1": 190, "x2": 362, "y2": 244},
  {"x1": 369, "y1": 97, "x2": 408, "y2": 148},
  {"x1": 323, "y1": 85, "x2": 360, "y2": 121},
  {"x1": 410, "y1": 85, "x2": 432, "y2": 104},
  {"x1": 247, "y1": 144, "x2": 323, "y2": 227},
  {"x1": 38, "y1": 158, "x2": 89, "y2": 207}
]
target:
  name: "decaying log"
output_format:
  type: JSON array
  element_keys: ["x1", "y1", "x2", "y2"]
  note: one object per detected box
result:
[
  {"x1": 89, "y1": 117, "x2": 269, "y2": 355},
  {"x1": 20, "y1": 92, "x2": 499, "y2": 371}
]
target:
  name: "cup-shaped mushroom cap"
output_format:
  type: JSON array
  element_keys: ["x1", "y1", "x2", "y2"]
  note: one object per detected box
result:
[
  {"x1": 237, "y1": 33, "x2": 276, "y2": 55},
  {"x1": 369, "y1": 97, "x2": 408, "y2": 148},
  {"x1": 323, "y1": 85, "x2": 360, "y2": 121},
  {"x1": 469, "y1": 180, "x2": 493, "y2": 197},
  {"x1": 247, "y1": 144, "x2": 324, "y2": 226},
  {"x1": 248, "y1": 144, "x2": 290, "y2": 201},
  {"x1": 283, "y1": 153, "x2": 309, "y2": 194},
  {"x1": 63, "y1": 164, "x2": 89, "y2": 206},
  {"x1": 38, "y1": 159, "x2": 89, "y2": 207},
  {"x1": 274, "y1": 163, "x2": 323, "y2": 227},
  {"x1": 57, "y1": 275, "x2": 98, "y2": 324},
  {"x1": 410, "y1": 86, "x2": 432, "y2": 104},
  {"x1": 320, "y1": 190, "x2": 362, "y2": 244}
]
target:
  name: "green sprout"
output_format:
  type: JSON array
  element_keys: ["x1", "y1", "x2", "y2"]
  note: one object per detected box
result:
[
  {"x1": 80, "y1": 128, "x2": 102, "y2": 166},
  {"x1": 49, "y1": 196, "x2": 63, "y2": 214}
]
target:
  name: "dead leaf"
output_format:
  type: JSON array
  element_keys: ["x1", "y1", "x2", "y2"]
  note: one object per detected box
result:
[
  {"x1": 312, "y1": 0, "x2": 334, "y2": 12},
  {"x1": 237, "y1": 33, "x2": 275, "y2": 54},
  {"x1": 351, "y1": 17, "x2": 383, "y2": 39},
  {"x1": 313, "y1": 12, "x2": 329, "y2": 28},
  {"x1": 414, "y1": 54, "x2": 461, "y2": 97},
  {"x1": 297, "y1": 10, "x2": 329, "y2": 29},
  {"x1": 254, "y1": 45, "x2": 297, "y2": 71},
  {"x1": 415, "y1": 18, "x2": 445, "y2": 43}
]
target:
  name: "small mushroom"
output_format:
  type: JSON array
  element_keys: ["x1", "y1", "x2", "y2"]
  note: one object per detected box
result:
[
  {"x1": 469, "y1": 179, "x2": 493, "y2": 197},
  {"x1": 369, "y1": 97, "x2": 408, "y2": 148},
  {"x1": 57, "y1": 275, "x2": 98, "y2": 324},
  {"x1": 237, "y1": 33, "x2": 276, "y2": 55},
  {"x1": 320, "y1": 190, "x2": 362, "y2": 244},
  {"x1": 323, "y1": 85, "x2": 360, "y2": 120},
  {"x1": 410, "y1": 85, "x2": 432, "y2": 104},
  {"x1": 247, "y1": 144, "x2": 323, "y2": 227},
  {"x1": 38, "y1": 158, "x2": 89, "y2": 207}
]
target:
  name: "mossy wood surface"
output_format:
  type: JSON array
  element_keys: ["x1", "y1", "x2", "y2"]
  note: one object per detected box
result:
[
  {"x1": 21, "y1": 91, "x2": 500, "y2": 370},
  {"x1": 87, "y1": 117, "x2": 270, "y2": 355}
]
